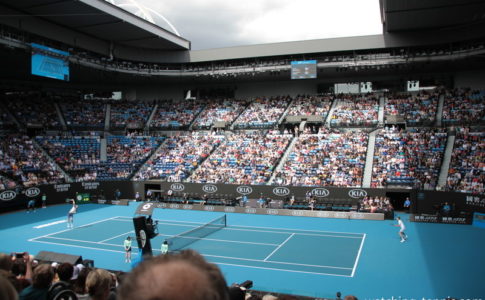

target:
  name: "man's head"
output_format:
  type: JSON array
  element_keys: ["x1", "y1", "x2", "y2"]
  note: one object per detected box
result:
[
  {"x1": 118, "y1": 250, "x2": 229, "y2": 300},
  {"x1": 86, "y1": 268, "x2": 112, "y2": 300},
  {"x1": 0, "y1": 253, "x2": 13, "y2": 271},
  {"x1": 32, "y1": 263, "x2": 55, "y2": 289},
  {"x1": 56, "y1": 262, "x2": 74, "y2": 282}
]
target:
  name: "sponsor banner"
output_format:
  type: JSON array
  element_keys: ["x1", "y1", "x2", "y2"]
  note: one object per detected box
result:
[
  {"x1": 310, "y1": 188, "x2": 330, "y2": 198},
  {"x1": 24, "y1": 187, "x2": 41, "y2": 198},
  {"x1": 273, "y1": 187, "x2": 290, "y2": 197},
  {"x1": 170, "y1": 183, "x2": 185, "y2": 192},
  {"x1": 348, "y1": 189, "x2": 367, "y2": 199},
  {"x1": 95, "y1": 199, "x2": 129, "y2": 206},
  {"x1": 82, "y1": 182, "x2": 99, "y2": 190},
  {"x1": 135, "y1": 202, "x2": 156, "y2": 215},
  {"x1": 236, "y1": 186, "x2": 253, "y2": 195},
  {"x1": 465, "y1": 195, "x2": 485, "y2": 209},
  {"x1": 411, "y1": 214, "x2": 472, "y2": 225},
  {"x1": 54, "y1": 184, "x2": 71, "y2": 192},
  {"x1": 0, "y1": 190, "x2": 17, "y2": 201},
  {"x1": 147, "y1": 203, "x2": 384, "y2": 220},
  {"x1": 202, "y1": 184, "x2": 218, "y2": 194}
]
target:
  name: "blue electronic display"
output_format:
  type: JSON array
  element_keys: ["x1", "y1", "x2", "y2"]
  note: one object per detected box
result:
[
  {"x1": 31, "y1": 43, "x2": 70, "y2": 81},
  {"x1": 291, "y1": 60, "x2": 317, "y2": 79}
]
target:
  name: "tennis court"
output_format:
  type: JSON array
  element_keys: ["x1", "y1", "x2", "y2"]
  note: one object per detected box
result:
[
  {"x1": 29, "y1": 215, "x2": 365, "y2": 277},
  {"x1": 2, "y1": 202, "x2": 485, "y2": 299}
]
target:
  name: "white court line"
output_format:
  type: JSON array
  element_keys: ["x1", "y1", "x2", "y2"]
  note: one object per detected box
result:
[
  {"x1": 264, "y1": 233, "x2": 295, "y2": 261},
  {"x1": 43, "y1": 233, "x2": 279, "y2": 247},
  {"x1": 36, "y1": 236, "x2": 350, "y2": 271},
  {"x1": 98, "y1": 231, "x2": 135, "y2": 243},
  {"x1": 115, "y1": 217, "x2": 364, "y2": 237},
  {"x1": 28, "y1": 216, "x2": 120, "y2": 242},
  {"x1": 350, "y1": 233, "x2": 366, "y2": 277},
  {"x1": 230, "y1": 224, "x2": 365, "y2": 236},
  {"x1": 29, "y1": 239, "x2": 126, "y2": 254},
  {"x1": 114, "y1": 218, "x2": 362, "y2": 239},
  {"x1": 211, "y1": 261, "x2": 352, "y2": 277},
  {"x1": 34, "y1": 220, "x2": 67, "y2": 229},
  {"x1": 225, "y1": 227, "x2": 363, "y2": 238}
]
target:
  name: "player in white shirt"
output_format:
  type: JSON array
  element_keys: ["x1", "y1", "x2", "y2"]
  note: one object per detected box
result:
[
  {"x1": 67, "y1": 199, "x2": 78, "y2": 229},
  {"x1": 394, "y1": 216, "x2": 408, "y2": 242}
]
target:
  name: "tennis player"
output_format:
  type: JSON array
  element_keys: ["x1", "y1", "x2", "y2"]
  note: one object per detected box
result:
[
  {"x1": 161, "y1": 240, "x2": 169, "y2": 254},
  {"x1": 393, "y1": 216, "x2": 408, "y2": 242},
  {"x1": 67, "y1": 199, "x2": 78, "y2": 229},
  {"x1": 124, "y1": 236, "x2": 132, "y2": 263}
]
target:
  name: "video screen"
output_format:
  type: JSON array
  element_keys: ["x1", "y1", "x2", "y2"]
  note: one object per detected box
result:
[
  {"x1": 31, "y1": 43, "x2": 70, "y2": 81},
  {"x1": 291, "y1": 60, "x2": 317, "y2": 79}
]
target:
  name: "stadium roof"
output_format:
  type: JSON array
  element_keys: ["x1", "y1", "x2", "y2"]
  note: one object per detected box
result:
[{"x1": 0, "y1": 0, "x2": 190, "y2": 50}]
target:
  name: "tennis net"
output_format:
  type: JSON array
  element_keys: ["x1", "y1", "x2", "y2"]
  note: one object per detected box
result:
[{"x1": 166, "y1": 215, "x2": 226, "y2": 251}]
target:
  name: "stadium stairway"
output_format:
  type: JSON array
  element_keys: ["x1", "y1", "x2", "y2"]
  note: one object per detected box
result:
[
  {"x1": 437, "y1": 128, "x2": 456, "y2": 188},
  {"x1": 54, "y1": 103, "x2": 68, "y2": 130},
  {"x1": 324, "y1": 97, "x2": 339, "y2": 127},
  {"x1": 32, "y1": 138, "x2": 72, "y2": 182},
  {"x1": 268, "y1": 135, "x2": 297, "y2": 185},
  {"x1": 362, "y1": 128, "x2": 378, "y2": 188},
  {"x1": 144, "y1": 104, "x2": 158, "y2": 130},
  {"x1": 104, "y1": 104, "x2": 111, "y2": 131},
  {"x1": 276, "y1": 97, "x2": 295, "y2": 126},
  {"x1": 100, "y1": 138, "x2": 107, "y2": 162},
  {"x1": 378, "y1": 96, "x2": 385, "y2": 125},
  {"x1": 436, "y1": 94, "x2": 445, "y2": 127}
]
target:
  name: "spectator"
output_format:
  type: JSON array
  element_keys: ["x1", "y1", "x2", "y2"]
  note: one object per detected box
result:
[
  {"x1": 73, "y1": 267, "x2": 91, "y2": 300},
  {"x1": 0, "y1": 272, "x2": 18, "y2": 300},
  {"x1": 55, "y1": 262, "x2": 74, "y2": 284},
  {"x1": 118, "y1": 250, "x2": 229, "y2": 300},
  {"x1": 19, "y1": 263, "x2": 54, "y2": 300},
  {"x1": 86, "y1": 269, "x2": 112, "y2": 300}
]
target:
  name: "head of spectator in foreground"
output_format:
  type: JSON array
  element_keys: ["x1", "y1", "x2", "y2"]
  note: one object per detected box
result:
[
  {"x1": 56, "y1": 262, "x2": 74, "y2": 282},
  {"x1": 32, "y1": 263, "x2": 55, "y2": 289},
  {"x1": 86, "y1": 268, "x2": 112, "y2": 300},
  {"x1": 0, "y1": 253, "x2": 13, "y2": 271},
  {"x1": 118, "y1": 249, "x2": 230, "y2": 300},
  {"x1": 0, "y1": 272, "x2": 18, "y2": 300}
]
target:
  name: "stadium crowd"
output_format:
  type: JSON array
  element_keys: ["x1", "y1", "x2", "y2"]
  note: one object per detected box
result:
[
  {"x1": 0, "y1": 135, "x2": 64, "y2": 188},
  {"x1": 285, "y1": 95, "x2": 333, "y2": 117},
  {"x1": 149, "y1": 100, "x2": 204, "y2": 129},
  {"x1": 192, "y1": 98, "x2": 249, "y2": 129},
  {"x1": 134, "y1": 132, "x2": 223, "y2": 181},
  {"x1": 330, "y1": 94, "x2": 379, "y2": 127},
  {"x1": 109, "y1": 102, "x2": 153, "y2": 129},
  {"x1": 60, "y1": 101, "x2": 106, "y2": 129},
  {"x1": 385, "y1": 91, "x2": 439, "y2": 125},
  {"x1": 446, "y1": 127, "x2": 484, "y2": 194},
  {"x1": 371, "y1": 126, "x2": 447, "y2": 189},
  {"x1": 234, "y1": 96, "x2": 291, "y2": 129},
  {"x1": 442, "y1": 88, "x2": 485, "y2": 125},
  {"x1": 273, "y1": 129, "x2": 367, "y2": 187},
  {"x1": 189, "y1": 131, "x2": 292, "y2": 185},
  {"x1": 5, "y1": 95, "x2": 61, "y2": 129}
]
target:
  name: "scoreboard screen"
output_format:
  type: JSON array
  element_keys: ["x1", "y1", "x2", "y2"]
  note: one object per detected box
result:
[
  {"x1": 31, "y1": 43, "x2": 70, "y2": 81},
  {"x1": 291, "y1": 60, "x2": 317, "y2": 79}
]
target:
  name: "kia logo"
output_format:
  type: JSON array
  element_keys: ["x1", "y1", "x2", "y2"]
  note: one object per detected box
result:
[
  {"x1": 245, "y1": 208, "x2": 257, "y2": 214},
  {"x1": 183, "y1": 205, "x2": 193, "y2": 210},
  {"x1": 170, "y1": 204, "x2": 180, "y2": 209},
  {"x1": 317, "y1": 211, "x2": 330, "y2": 218},
  {"x1": 25, "y1": 187, "x2": 41, "y2": 198},
  {"x1": 202, "y1": 184, "x2": 218, "y2": 194},
  {"x1": 0, "y1": 191, "x2": 16, "y2": 201},
  {"x1": 204, "y1": 206, "x2": 215, "y2": 211},
  {"x1": 348, "y1": 189, "x2": 367, "y2": 199},
  {"x1": 170, "y1": 183, "x2": 185, "y2": 192},
  {"x1": 291, "y1": 210, "x2": 304, "y2": 216},
  {"x1": 310, "y1": 188, "x2": 329, "y2": 197},
  {"x1": 273, "y1": 187, "x2": 290, "y2": 196},
  {"x1": 266, "y1": 209, "x2": 279, "y2": 215},
  {"x1": 224, "y1": 207, "x2": 236, "y2": 213},
  {"x1": 236, "y1": 186, "x2": 253, "y2": 195},
  {"x1": 159, "y1": 203, "x2": 167, "y2": 208}
]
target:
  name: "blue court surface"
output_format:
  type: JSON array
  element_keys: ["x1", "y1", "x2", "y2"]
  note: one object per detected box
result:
[{"x1": 1, "y1": 202, "x2": 484, "y2": 299}]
